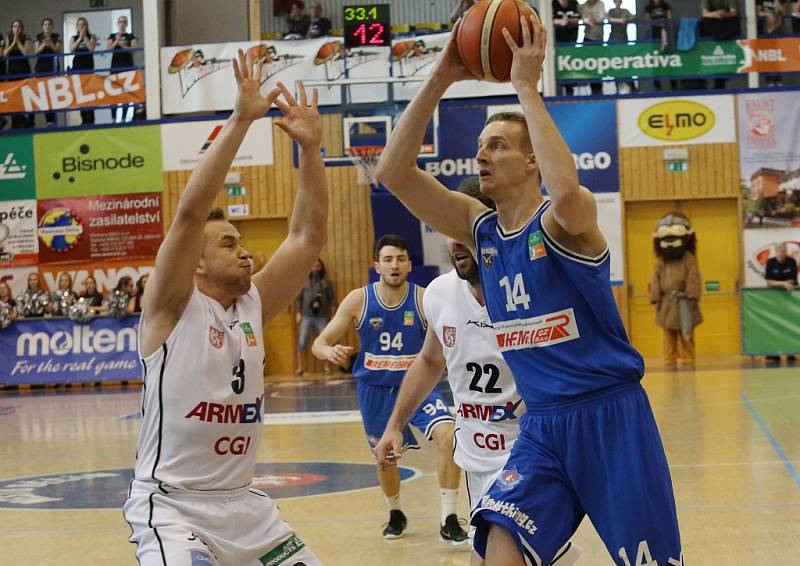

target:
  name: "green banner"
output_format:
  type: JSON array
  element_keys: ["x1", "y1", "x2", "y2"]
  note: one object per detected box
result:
[
  {"x1": 556, "y1": 41, "x2": 742, "y2": 80},
  {"x1": 742, "y1": 288, "x2": 800, "y2": 355},
  {"x1": 34, "y1": 125, "x2": 163, "y2": 198},
  {"x1": 0, "y1": 135, "x2": 36, "y2": 200}
]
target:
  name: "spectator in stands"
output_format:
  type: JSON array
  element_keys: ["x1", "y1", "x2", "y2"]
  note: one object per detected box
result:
[
  {"x1": 34, "y1": 17, "x2": 61, "y2": 126},
  {"x1": 17, "y1": 272, "x2": 49, "y2": 318},
  {"x1": 450, "y1": 0, "x2": 477, "y2": 23},
  {"x1": 0, "y1": 281, "x2": 19, "y2": 320},
  {"x1": 79, "y1": 275, "x2": 106, "y2": 313},
  {"x1": 130, "y1": 273, "x2": 148, "y2": 313},
  {"x1": 608, "y1": 0, "x2": 637, "y2": 93},
  {"x1": 756, "y1": 0, "x2": 785, "y2": 86},
  {"x1": 295, "y1": 258, "x2": 337, "y2": 375},
  {"x1": 50, "y1": 273, "x2": 78, "y2": 316},
  {"x1": 69, "y1": 17, "x2": 98, "y2": 125},
  {"x1": 644, "y1": 0, "x2": 676, "y2": 90},
  {"x1": 306, "y1": 2, "x2": 332, "y2": 38},
  {"x1": 701, "y1": 0, "x2": 740, "y2": 88},
  {"x1": 793, "y1": 0, "x2": 800, "y2": 33},
  {"x1": 3, "y1": 20, "x2": 33, "y2": 128},
  {"x1": 553, "y1": 0, "x2": 582, "y2": 95},
  {"x1": 284, "y1": 1, "x2": 311, "y2": 39},
  {"x1": 581, "y1": 0, "x2": 606, "y2": 95},
  {"x1": 764, "y1": 242, "x2": 797, "y2": 364},
  {"x1": 106, "y1": 275, "x2": 136, "y2": 317},
  {"x1": 107, "y1": 15, "x2": 138, "y2": 123}
]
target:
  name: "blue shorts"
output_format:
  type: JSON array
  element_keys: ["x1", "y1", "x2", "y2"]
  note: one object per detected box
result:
[
  {"x1": 471, "y1": 383, "x2": 682, "y2": 566},
  {"x1": 357, "y1": 379, "x2": 454, "y2": 450}
]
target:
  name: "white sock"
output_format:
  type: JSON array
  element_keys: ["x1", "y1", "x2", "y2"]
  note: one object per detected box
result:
[
  {"x1": 385, "y1": 493, "x2": 401, "y2": 512},
  {"x1": 441, "y1": 488, "x2": 458, "y2": 524}
]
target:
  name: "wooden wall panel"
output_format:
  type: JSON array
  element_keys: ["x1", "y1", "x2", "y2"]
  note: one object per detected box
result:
[{"x1": 620, "y1": 143, "x2": 740, "y2": 201}]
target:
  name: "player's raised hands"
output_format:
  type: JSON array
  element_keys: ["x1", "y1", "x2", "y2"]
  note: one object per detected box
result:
[
  {"x1": 272, "y1": 81, "x2": 322, "y2": 150},
  {"x1": 232, "y1": 48, "x2": 279, "y2": 123},
  {"x1": 501, "y1": 14, "x2": 546, "y2": 91},
  {"x1": 374, "y1": 429, "x2": 405, "y2": 468},
  {"x1": 431, "y1": 19, "x2": 479, "y2": 84}
]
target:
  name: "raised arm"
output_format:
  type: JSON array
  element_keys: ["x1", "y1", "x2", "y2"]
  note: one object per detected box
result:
[
  {"x1": 374, "y1": 326, "x2": 447, "y2": 466},
  {"x1": 140, "y1": 50, "x2": 278, "y2": 353},
  {"x1": 504, "y1": 16, "x2": 605, "y2": 255},
  {"x1": 251, "y1": 82, "x2": 328, "y2": 324},
  {"x1": 311, "y1": 288, "x2": 363, "y2": 365},
  {"x1": 375, "y1": 24, "x2": 488, "y2": 247}
]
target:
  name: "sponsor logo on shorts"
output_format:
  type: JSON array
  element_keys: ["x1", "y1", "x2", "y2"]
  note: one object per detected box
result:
[
  {"x1": 240, "y1": 322, "x2": 258, "y2": 347},
  {"x1": 369, "y1": 316, "x2": 383, "y2": 330},
  {"x1": 190, "y1": 549, "x2": 213, "y2": 565},
  {"x1": 479, "y1": 493, "x2": 537, "y2": 535},
  {"x1": 528, "y1": 231, "x2": 547, "y2": 260},
  {"x1": 208, "y1": 325, "x2": 224, "y2": 349},
  {"x1": 363, "y1": 352, "x2": 416, "y2": 371},
  {"x1": 403, "y1": 310, "x2": 415, "y2": 326},
  {"x1": 494, "y1": 308, "x2": 579, "y2": 351},
  {"x1": 481, "y1": 246, "x2": 497, "y2": 269},
  {"x1": 259, "y1": 534, "x2": 306, "y2": 566},
  {"x1": 495, "y1": 466, "x2": 524, "y2": 491},
  {"x1": 456, "y1": 400, "x2": 523, "y2": 422},
  {"x1": 443, "y1": 325, "x2": 456, "y2": 347}
]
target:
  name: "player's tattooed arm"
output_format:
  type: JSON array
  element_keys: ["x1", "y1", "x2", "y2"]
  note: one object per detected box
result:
[
  {"x1": 375, "y1": 326, "x2": 447, "y2": 467},
  {"x1": 311, "y1": 288, "x2": 364, "y2": 366}
]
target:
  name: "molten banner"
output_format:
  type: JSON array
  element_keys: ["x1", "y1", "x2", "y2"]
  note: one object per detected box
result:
[{"x1": 0, "y1": 71, "x2": 145, "y2": 114}]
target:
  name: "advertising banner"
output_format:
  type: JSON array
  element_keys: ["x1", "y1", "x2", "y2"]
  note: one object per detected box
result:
[
  {"x1": 742, "y1": 228, "x2": 800, "y2": 287},
  {"x1": 0, "y1": 267, "x2": 39, "y2": 297},
  {"x1": 738, "y1": 91, "x2": 800, "y2": 230},
  {"x1": 0, "y1": 70, "x2": 145, "y2": 114},
  {"x1": 618, "y1": 95, "x2": 735, "y2": 148},
  {"x1": 161, "y1": 118, "x2": 274, "y2": 171},
  {"x1": 555, "y1": 38, "x2": 800, "y2": 80},
  {"x1": 34, "y1": 125, "x2": 163, "y2": 199},
  {"x1": 0, "y1": 135, "x2": 35, "y2": 201},
  {"x1": 37, "y1": 193, "x2": 162, "y2": 265},
  {"x1": 38, "y1": 258, "x2": 154, "y2": 294},
  {"x1": 0, "y1": 315, "x2": 141, "y2": 385},
  {"x1": 0, "y1": 200, "x2": 38, "y2": 268},
  {"x1": 742, "y1": 289, "x2": 800, "y2": 355}
]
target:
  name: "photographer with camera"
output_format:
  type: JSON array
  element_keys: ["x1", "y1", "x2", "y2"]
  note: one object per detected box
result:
[{"x1": 295, "y1": 258, "x2": 337, "y2": 375}]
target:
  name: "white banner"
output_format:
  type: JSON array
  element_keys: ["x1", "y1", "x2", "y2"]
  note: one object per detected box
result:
[
  {"x1": 161, "y1": 118, "x2": 274, "y2": 171},
  {"x1": 0, "y1": 200, "x2": 38, "y2": 269},
  {"x1": 618, "y1": 95, "x2": 736, "y2": 148},
  {"x1": 743, "y1": 228, "x2": 800, "y2": 287}
]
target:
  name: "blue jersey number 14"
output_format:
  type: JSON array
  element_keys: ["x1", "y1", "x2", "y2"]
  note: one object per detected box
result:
[{"x1": 499, "y1": 274, "x2": 531, "y2": 312}]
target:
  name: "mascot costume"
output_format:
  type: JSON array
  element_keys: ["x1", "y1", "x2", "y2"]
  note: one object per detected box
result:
[{"x1": 650, "y1": 212, "x2": 703, "y2": 367}]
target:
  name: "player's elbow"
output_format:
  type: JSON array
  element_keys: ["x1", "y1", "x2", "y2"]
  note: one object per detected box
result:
[{"x1": 375, "y1": 159, "x2": 414, "y2": 190}]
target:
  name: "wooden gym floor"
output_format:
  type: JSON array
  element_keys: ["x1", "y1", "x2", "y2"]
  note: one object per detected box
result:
[{"x1": 1, "y1": 357, "x2": 800, "y2": 565}]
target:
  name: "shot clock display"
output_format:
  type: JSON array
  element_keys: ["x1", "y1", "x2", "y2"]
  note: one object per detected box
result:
[{"x1": 343, "y1": 4, "x2": 391, "y2": 48}]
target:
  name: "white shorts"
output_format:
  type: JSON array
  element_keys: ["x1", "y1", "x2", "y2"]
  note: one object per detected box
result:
[
  {"x1": 123, "y1": 480, "x2": 321, "y2": 566},
  {"x1": 464, "y1": 469, "x2": 501, "y2": 549}
]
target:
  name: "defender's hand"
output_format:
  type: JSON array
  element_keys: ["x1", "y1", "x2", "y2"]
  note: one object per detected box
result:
[
  {"x1": 502, "y1": 14, "x2": 546, "y2": 92},
  {"x1": 231, "y1": 48, "x2": 279, "y2": 123},
  {"x1": 272, "y1": 81, "x2": 322, "y2": 150},
  {"x1": 374, "y1": 429, "x2": 405, "y2": 467}
]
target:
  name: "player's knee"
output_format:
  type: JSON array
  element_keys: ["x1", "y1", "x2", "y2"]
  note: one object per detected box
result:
[
  {"x1": 432, "y1": 422, "x2": 455, "y2": 448},
  {"x1": 485, "y1": 524, "x2": 525, "y2": 566}
]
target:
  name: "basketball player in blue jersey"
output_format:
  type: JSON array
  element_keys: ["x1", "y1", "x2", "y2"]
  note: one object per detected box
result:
[
  {"x1": 375, "y1": 16, "x2": 682, "y2": 566},
  {"x1": 312, "y1": 234, "x2": 468, "y2": 543}
]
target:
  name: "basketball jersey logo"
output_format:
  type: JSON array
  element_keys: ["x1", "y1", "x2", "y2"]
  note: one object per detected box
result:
[
  {"x1": 443, "y1": 325, "x2": 457, "y2": 348},
  {"x1": 528, "y1": 231, "x2": 547, "y2": 260},
  {"x1": 208, "y1": 325, "x2": 224, "y2": 349},
  {"x1": 481, "y1": 246, "x2": 497, "y2": 269}
]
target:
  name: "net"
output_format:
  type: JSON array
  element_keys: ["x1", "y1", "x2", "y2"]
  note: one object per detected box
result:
[{"x1": 346, "y1": 146, "x2": 383, "y2": 186}]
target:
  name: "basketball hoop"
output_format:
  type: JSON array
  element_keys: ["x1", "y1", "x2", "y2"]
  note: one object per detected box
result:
[{"x1": 346, "y1": 146, "x2": 383, "y2": 186}]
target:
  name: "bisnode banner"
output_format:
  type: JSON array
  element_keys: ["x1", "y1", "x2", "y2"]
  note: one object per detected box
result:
[
  {"x1": 34, "y1": 125, "x2": 163, "y2": 198},
  {"x1": 0, "y1": 135, "x2": 35, "y2": 201},
  {"x1": 0, "y1": 70, "x2": 145, "y2": 114},
  {"x1": 0, "y1": 315, "x2": 141, "y2": 385},
  {"x1": 556, "y1": 37, "x2": 800, "y2": 79},
  {"x1": 37, "y1": 193, "x2": 162, "y2": 265}
]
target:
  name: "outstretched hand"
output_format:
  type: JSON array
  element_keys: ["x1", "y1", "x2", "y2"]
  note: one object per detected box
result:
[
  {"x1": 272, "y1": 81, "x2": 322, "y2": 150},
  {"x1": 232, "y1": 48, "x2": 278, "y2": 123},
  {"x1": 374, "y1": 429, "x2": 406, "y2": 468},
  {"x1": 430, "y1": 19, "x2": 477, "y2": 84},
  {"x1": 501, "y1": 14, "x2": 546, "y2": 92}
]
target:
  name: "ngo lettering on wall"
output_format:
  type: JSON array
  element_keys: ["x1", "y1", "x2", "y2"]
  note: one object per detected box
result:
[
  {"x1": 738, "y1": 92, "x2": 800, "y2": 230},
  {"x1": 0, "y1": 135, "x2": 35, "y2": 201},
  {"x1": 0, "y1": 315, "x2": 141, "y2": 385},
  {"x1": 161, "y1": 118, "x2": 273, "y2": 171},
  {"x1": 38, "y1": 258, "x2": 154, "y2": 294},
  {"x1": 0, "y1": 200, "x2": 39, "y2": 268},
  {"x1": 743, "y1": 228, "x2": 800, "y2": 287},
  {"x1": 0, "y1": 70, "x2": 145, "y2": 114},
  {"x1": 37, "y1": 193, "x2": 162, "y2": 265},
  {"x1": 34, "y1": 125, "x2": 163, "y2": 198},
  {"x1": 618, "y1": 95, "x2": 735, "y2": 148}
]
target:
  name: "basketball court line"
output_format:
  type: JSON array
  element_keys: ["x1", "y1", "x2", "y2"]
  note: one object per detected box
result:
[{"x1": 741, "y1": 391, "x2": 800, "y2": 488}]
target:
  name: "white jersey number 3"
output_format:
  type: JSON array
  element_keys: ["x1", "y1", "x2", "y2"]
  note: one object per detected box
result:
[{"x1": 499, "y1": 274, "x2": 531, "y2": 312}]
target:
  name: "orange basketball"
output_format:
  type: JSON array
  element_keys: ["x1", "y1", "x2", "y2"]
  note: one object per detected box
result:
[{"x1": 456, "y1": 0, "x2": 540, "y2": 82}]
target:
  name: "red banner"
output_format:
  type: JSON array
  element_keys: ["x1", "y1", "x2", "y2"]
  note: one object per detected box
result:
[
  {"x1": 37, "y1": 193, "x2": 162, "y2": 265},
  {"x1": 0, "y1": 70, "x2": 145, "y2": 114}
]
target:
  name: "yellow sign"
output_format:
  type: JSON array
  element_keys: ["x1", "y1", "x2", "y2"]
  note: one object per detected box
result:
[{"x1": 638, "y1": 100, "x2": 715, "y2": 142}]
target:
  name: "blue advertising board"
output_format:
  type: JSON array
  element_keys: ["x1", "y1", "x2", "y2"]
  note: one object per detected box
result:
[{"x1": 0, "y1": 315, "x2": 141, "y2": 385}]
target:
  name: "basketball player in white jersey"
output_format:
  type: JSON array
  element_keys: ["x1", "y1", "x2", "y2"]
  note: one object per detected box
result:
[
  {"x1": 375, "y1": 180, "x2": 582, "y2": 566},
  {"x1": 123, "y1": 50, "x2": 325, "y2": 566}
]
